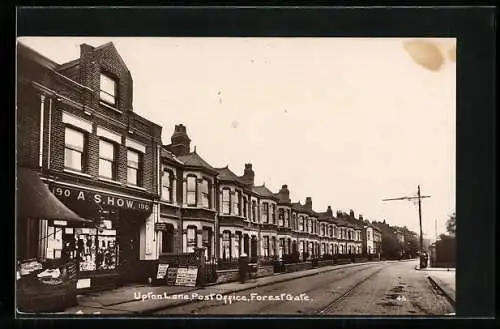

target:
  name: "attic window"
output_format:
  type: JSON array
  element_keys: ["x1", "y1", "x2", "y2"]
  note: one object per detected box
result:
[{"x1": 100, "y1": 73, "x2": 117, "y2": 106}]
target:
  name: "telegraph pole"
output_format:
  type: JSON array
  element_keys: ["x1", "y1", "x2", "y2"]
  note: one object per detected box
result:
[
  {"x1": 417, "y1": 185, "x2": 424, "y2": 255},
  {"x1": 382, "y1": 185, "x2": 431, "y2": 256}
]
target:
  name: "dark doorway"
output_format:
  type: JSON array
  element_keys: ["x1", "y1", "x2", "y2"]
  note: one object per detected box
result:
[
  {"x1": 251, "y1": 236, "x2": 258, "y2": 258},
  {"x1": 243, "y1": 235, "x2": 249, "y2": 255},
  {"x1": 202, "y1": 227, "x2": 212, "y2": 259},
  {"x1": 161, "y1": 224, "x2": 175, "y2": 254},
  {"x1": 118, "y1": 210, "x2": 143, "y2": 284}
]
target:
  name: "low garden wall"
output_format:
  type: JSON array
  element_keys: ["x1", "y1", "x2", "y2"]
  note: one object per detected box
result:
[
  {"x1": 256, "y1": 265, "x2": 274, "y2": 278},
  {"x1": 317, "y1": 260, "x2": 335, "y2": 267},
  {"x1": 215, "y1": 269, "x2": 240, "y2": 284},
  {"x1": 284, "y1": 262, "x2": 312, "y2": 273},
  {"x1": 215, "y1": 265, "x2": 275, "y2": 284}
]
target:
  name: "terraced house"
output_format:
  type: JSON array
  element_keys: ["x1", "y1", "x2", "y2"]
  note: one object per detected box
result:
[
  {"x1": 157, "y1": 123, "x2": 373, "y2": 263},
  {"x1": 17, "y1": 41, "x2": 384, "y2": 292}
]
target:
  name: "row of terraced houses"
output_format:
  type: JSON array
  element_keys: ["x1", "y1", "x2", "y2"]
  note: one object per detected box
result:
[{"x1": 17, "y1": 41, "x2": 382, "y2": 291}]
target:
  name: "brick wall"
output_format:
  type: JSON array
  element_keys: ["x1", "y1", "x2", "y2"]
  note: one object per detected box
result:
[
  {"x1": 18, "y1": 42, "x2": 162, "y2": 197},
  {"x1": 215, "y1": 269, "x2": 240, "y2": 284},
  {"x1": 284, "y1": 262, "x2": 312, "y2": 273},
  {"x1": 255, "y1": 265, "x2": 274, "y2": 278},
  {"x1": 16, "y1": 83, "x2": 42, "y2": 169},
  {"x1": 79, "y1": 43, "x2": 133, "y2": 113}
]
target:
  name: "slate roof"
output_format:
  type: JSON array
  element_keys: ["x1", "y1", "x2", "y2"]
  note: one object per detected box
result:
[
  {"x1": 317, "y1": 211, "x2": 333, "y2": 221},
  {"x1": 160, "y1": 148, "x2": 184, "y2": 165},
  {"x1": 176, "y1": 150, "x2": 218, "y2": 174},
  {"x1": 215, "y1": 166, "x2": 246, "y2": 186},
  {"x1": 291, "y1": 202, "x2": 311, "y2": 214},
  {"x1": 252, "y1": 185, "x2": 278, "y2": 199},
  {"x1": 274, "y1": 193, "x2": 292, "y2": 204}
]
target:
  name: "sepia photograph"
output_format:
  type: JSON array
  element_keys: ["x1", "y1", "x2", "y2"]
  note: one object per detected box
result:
[{"x1": 16, "y1": 36, "x2": 456, "y2": 317}]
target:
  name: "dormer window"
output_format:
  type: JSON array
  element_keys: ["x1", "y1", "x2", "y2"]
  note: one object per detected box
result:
[{"x1": 100, "y1": 73, "x2": 117, "y2": 106}]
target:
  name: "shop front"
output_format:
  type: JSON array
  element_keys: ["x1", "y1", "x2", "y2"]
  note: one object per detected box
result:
[
  {"x1": 45, "y1": 181, "x2": 154, "y2": 291},
  {"x1": 17, "y1": 167, "x2": 91, "y2": 313}
]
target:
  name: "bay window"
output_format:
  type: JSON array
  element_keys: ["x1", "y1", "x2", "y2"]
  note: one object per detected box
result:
[
  {"x1": 233, "y1": 233, "x2": 241, "y2": 258},
  {"x1": 263, "y1": 236, "x2": 269, "y2": 257},
  {"x1": 186, "y1": 175, "x2": 197, "y2": 206},
  {"x1": 161, "y1": 170, "x2": 173, "y2": 202},
  {"x1": 243, "y1": 197, "x2": 247, "y2": 218},
  {"x1": 299, "y1": 216, "x2": 304, "y2": 231},
  {"x1": 271, "y1": 204, "x2": 276, "y2": 224},
  {"x1": 234, "y1": 191, "x2": 241, "y2": 215},
  {"x1": 222, "y1": 188, "x2": 231, "y2": 214},
  {"x1": 200, "y1": 178, "x2": 210, "y2": 208},
  {"x1": 261, "y1": 202, "x2": 269, "y2": 223},
  {"x1": 285, "y1": 209, "x2": 290, "y2": 228},
  {"x1": 251, "y1": 200, "x2": 257, "y2": 222},
  {"x1": 278, "y1": 209, "x2": 284, "y2": 227},
  {"x1": 222, "y1": 231, "x2": 231, "y2": 259},
  {"x1": 186, "y1": 226, "x2": 196, "y2": 252}
]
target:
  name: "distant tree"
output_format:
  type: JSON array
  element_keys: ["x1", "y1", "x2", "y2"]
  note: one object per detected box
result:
[
  {"x1": 404, "y1": 230, "x2": 419, "y2": 257},
  {"x1": 380, "y1": 228, "x2": 400, "y2": 259},
  {"x1": 446, "y1": 212, "x2": 456, "y2": 237}
]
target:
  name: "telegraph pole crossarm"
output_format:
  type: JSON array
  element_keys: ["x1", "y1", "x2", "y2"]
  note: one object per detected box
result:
[{"x1": 381, "y1": 185, "x2": 431, "y2": 265}]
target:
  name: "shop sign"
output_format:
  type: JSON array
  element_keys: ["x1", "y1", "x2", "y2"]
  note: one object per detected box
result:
[
  {"x1": 175, "y1": 266, "x2": 198, "y2": 287},
  {"x1": 50, "y1": 183, "x2": 152, "y2": 212},
  {"x1": 156, "y1": 263, "x2": 169, "y2": 279},
  {"x1": 154, "y1": 223, "x2": 169, "y2": 231}
]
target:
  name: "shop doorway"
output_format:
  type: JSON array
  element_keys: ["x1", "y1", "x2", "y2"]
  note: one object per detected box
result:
[{"x1": 118, "y1": 210, "x2": 143, "y2": 284}]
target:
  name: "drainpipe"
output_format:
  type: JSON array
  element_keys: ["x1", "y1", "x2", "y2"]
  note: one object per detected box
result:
[
  {"x1": 47, "y1": 97, "x2": 52, "y2": 169},
  {"x1": 214, "y1": 179, "x2": 219, "y2": 261},
  {"x1": 157, "y1": 144, "x2": 160, "y2": 195},
  {"x1": 38, "y1": 94, "x2": 46, "y2": 168}
]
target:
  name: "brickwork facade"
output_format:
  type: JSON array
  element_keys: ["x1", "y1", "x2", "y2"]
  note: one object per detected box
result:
[{"x1": 17, "y1": 41, "x2": 382, "y2": 292}]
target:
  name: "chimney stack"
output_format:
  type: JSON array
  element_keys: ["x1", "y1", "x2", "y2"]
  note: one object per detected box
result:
[
  {"x1": 80, "y1": 43, "x2": 95, "y2": 58},
  {"x1": 278, "y1": 184, "x2": 291, "y2": 203},
  {"x1": 359, "y1": 214, "x2": 364, "y2": 221},
  {"x1": 326, "y1": 206, "x2": 333, "y2": 216},
  {"x1": 349, "y1": 209, "x2": 355, "y2": 218},
  {"x1": 241, "y1": 163, "x2": 255, "y2": 186},
  {"x1": 305, "y1": 197, "x2": 312, "y2": 210},
  {"x1": 169, "y1": 124, "x2": 191, "y2": 156}
]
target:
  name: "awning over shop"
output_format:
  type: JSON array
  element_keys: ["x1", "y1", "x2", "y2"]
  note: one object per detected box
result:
[{"x1": 16, "y1": 167, "x2": 91, "y2": 223}]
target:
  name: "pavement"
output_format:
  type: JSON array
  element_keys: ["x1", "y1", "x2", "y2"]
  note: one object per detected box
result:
[
  {"x1": 154, "y1": 259, "x2": 453, "y2": 315},
  {"x1": 56, "y1": 259, "x2": 415, "y2": 315},
  {"x1": 415, "y1": 265, "x2": 456, "y2": 306}
]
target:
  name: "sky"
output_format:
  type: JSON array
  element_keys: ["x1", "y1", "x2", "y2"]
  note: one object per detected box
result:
[{"x1": 17, "y1": 37, "x2": 456, "y2": 240}]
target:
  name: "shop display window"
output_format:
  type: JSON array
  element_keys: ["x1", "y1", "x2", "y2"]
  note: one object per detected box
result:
[{"x1": 44, "y1": 221, "x2": 118, "y2": 274}]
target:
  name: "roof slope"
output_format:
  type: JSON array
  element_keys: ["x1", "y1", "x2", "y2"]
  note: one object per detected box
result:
[
  {"x1": 176, "y1": 151, "x2": 217, "y2": 173},
  {"x1": 160, "y1": 148, "x2": 184, "y2": 165},
  {"x1": 252, "y1": 185, "x2": 277, "y2": 198},
  {"x1": 215, "y1": 166, "x2": 246, "y2": 185}
]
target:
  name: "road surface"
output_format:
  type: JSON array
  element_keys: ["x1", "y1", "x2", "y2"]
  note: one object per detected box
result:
[{"x1": 154, "y1": 260, "x2": 455, "y2": 315}]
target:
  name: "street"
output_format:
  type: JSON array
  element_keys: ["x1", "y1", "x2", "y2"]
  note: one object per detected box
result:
[{"x1": 154, "y1": 260, "x2": 455, "y2": 315}]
